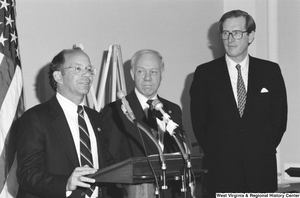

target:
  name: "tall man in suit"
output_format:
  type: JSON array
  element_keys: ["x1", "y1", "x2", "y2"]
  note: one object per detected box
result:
[
  {"x1": 190, "y1": 10, "x2": 288, "y2": 197},
  {"x1": 100, "y1": 49, "x2": 182, "y2": 162},
  {"x1": 17, "y1": 48, "x2": 113, "y2": 198}
]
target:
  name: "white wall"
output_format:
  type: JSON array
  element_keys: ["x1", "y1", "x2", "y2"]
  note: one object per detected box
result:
[
  {"x1": 17, "y1": 0, "x2": 224, "y2": 154},
  {"x1": 277, "y1": 0, "x2": 300, "y2": 184},
  {"x1": 17, "y1": 0, "x2": 300, "y2": 184}
]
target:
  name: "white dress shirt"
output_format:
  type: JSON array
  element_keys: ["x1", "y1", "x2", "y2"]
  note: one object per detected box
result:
[
  {"x1": 56, "y1": 93, "x2": 99, "y2": 198},
  {"x1": 226, "y1": 54, "x2": 249, "y2": 106},
  {"x1": 134, "y1": 88, "x2": 165, "y2": 151}
]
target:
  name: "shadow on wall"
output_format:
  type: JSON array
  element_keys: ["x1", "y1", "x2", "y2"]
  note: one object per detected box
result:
[
  {"x1": 123, "y1": 59, "x2": 135, "y2": 94},
  {"x1": 208, "y1": 22, "x2": 225, "y2": 59},
  {"x1": 180, "y1": 22, "x2": 225, "y2": 154},
  {"x1": 180, "y1": 73, "x2": 198, "y2": 153},
  {"x1": 35, "y1": 63, "x2": 55, "y2": 104},
  {"x1": 33, "y1": 51, "x2": 133, "y2": 110},
  {"x1": 34, "y1": 55, "x2": 135, "y2": 108}
]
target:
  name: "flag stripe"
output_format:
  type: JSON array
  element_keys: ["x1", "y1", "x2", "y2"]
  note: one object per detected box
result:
[
  {"x1": 0, "y1": 1, "x2": 24, "y2": 197},
  {"x1": 0, "y1": 56, "x2": 19, "y2": 103},
  {"x1": 0, "y1": 65, "x2": 23, "y2": 197},
  {"x1": 0, "y1": 64, "x2": 23, "y2": 152}
]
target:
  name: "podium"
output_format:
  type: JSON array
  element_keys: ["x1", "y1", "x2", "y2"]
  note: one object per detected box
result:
[{"x1": 92, "y1": 153, "x2": 206, "y2": 198}]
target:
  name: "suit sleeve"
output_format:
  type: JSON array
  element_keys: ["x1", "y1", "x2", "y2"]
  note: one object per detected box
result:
[
  {"x1": 16, "y1": 111, "x2": 69, "y2": 198},
  {"x1": 189, "y1": 66, "x2": 208, "y2": 151},
  {"x1": 99, "y1": 102, "x2": 128, "y2": 163},
  {"x1": 270, "y1": 64, "x2": 288, "y2": 147},
  {"x1": 172, "y1": 103, "x2": 183, "y2": 129}
]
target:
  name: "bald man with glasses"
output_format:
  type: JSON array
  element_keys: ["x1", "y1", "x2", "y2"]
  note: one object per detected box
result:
[{"x1": 17, "y1": 48, "x2": 113, "y2": 198}]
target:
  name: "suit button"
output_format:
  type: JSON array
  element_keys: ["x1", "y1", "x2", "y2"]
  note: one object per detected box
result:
[{"x1": 81, "y1": 192, "x2": 85, "y2": 196}]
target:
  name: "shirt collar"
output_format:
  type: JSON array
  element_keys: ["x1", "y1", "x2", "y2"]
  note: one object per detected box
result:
[
  {"x1": 134, "y1": 88, "x2": 158, "y2": 110},
  {"x1": 56, "y1": 92, "x2": 84, "y2": 113},
  {"x1": 225, "y1": 54, "x2": 249, "y2": 72}
]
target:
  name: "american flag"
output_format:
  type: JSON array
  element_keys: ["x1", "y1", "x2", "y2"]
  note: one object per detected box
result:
[{"x1": 0, "y1": 0, "x2": 25, "y2": 197}]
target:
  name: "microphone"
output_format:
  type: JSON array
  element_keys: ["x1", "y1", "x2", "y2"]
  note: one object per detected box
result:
[
  {"x1": 151, "y1": 99, "x2": 185, "y2": 136},
  {"x1": 117, "y1": 90, "x2": 136, "y2": 121},
  {"x1": 152, "y1": 99, "x2": 193, "y2": 194},
  {"x1": 117, "y1": 92, "x2": 168, "y2": 191}
]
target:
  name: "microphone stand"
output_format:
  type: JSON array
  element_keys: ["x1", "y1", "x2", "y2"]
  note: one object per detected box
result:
[
  {"x1": 171, "y1": 132, "x2": 189, "y2": 195},
  {"x1": 123, "y1": 111, "x2": 168, "y2": 193},
  {"x1": 162, "y1": 116, "x2": 194, "y2": 198},
  {"x1": 175, "y1": 131, "x2": 195, "y2": 198},
  {"x1": 178, "y1": 133, "x2": 196, "y2": 198}
]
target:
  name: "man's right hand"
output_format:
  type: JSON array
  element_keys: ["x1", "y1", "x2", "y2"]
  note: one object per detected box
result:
[{"x1": 66, "y1": 165, "x2": 98, "y2": 191}]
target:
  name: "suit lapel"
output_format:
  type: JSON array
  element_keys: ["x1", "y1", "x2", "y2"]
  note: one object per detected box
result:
[
  {"x1": 49, "y1": 97, "x2": 80, "y2": 168},
  {"x1": 154, "y1": 96, "x2": 172, "y2": 121},
  {"x1": 85, "y1": 108, "x2": 101, "y2": 140},
  {"x1": 126, "y1": 90, "x2": 159, "y2": 152},
  {"x1": 127, "y1": 91, "x2": 148, "y2": 128},
  {"x1": 242, "y1": 56, "x2": 259, "y2": 118},
  {"x1": 84, "y1": 108, "x2": 105, "y2": 168},
  {"x1": 217, "y1": 57, "x2": 240, "y2": 116}
]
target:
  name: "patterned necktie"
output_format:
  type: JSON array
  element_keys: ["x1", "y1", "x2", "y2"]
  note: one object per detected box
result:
[
  {"x1": 77, "y1": 106, "x2": 95, "y2": 197},
  {"x1": 236, "y1": 64, "x2": 247, "y2": 117},
  {"x1": 146, "y1": 100, "x2": 158, "y2": 138}
]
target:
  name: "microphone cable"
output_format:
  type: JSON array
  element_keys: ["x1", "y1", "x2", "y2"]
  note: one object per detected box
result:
[
  {"x1": 136, "y1": 123, "x2": 161, "y2": 198},
  {"x1": 123, "y1": 113, "x2": 162, "y2": 198},
  {"x1": 117, "y1": 91, "x2": 166, "y2": 196}
]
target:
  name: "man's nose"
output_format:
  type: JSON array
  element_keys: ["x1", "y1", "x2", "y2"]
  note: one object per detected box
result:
[
  {"x1": 144, "y1": 71, "x2": 151, "y2": 80},
  {"x1": 82, "y1": 69, "x2": 93, "y2": 77},
  {"x1": 228, "y1": 33, "x2": 235, "y2": 42}
]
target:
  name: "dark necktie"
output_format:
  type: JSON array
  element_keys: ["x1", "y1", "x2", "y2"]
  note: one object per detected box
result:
[
  {"x1": 236, "y1": 64, "x2": 247, "y2": 117},
  {"x1": 146, "y1": 100, "x2": 158, "y2": 138},
  {"x1": 77, "y1": 106, "x2": 95, "y2": 197}
]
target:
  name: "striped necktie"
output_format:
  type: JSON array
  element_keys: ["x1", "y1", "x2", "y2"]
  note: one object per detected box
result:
[
  {"x1": 77, "y1": 105, "x2": 95, "y2": 197},
  {"x1": 236, "y1": 64, "x2": 247, "y2": 117}
]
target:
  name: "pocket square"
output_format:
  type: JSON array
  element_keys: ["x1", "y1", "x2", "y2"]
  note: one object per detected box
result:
[{"x1": 261, "y1": 88, "x2": 268, "y2": 93}]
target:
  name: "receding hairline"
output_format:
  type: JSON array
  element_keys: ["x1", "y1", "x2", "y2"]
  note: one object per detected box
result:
[{"x1": 131, "y1": 49, "x2": 164, "y2": 69}]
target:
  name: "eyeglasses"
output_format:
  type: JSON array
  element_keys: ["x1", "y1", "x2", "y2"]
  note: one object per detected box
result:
[
  {"x1": 63, "y1": 64, "x2": 97, "y2": 76},
  {"x1": 221, "y1": 30, "x2": 248, "y2": 40}
]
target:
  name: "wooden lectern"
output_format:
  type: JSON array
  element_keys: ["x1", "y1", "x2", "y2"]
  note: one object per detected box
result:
[{"x1": 92, "y1": 153, "x2": 206, "y2": 198}]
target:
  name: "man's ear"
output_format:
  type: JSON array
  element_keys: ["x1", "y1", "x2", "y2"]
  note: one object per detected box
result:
[
  {"x1": 53, "y1": 71, "x2": 63, "y2": 83},
  {"x1": 130, "y1": 69, "x2": 134, "y2": 80},
  {"x1": 248, "y1": 31, "x2": 255, "y2": 45}
]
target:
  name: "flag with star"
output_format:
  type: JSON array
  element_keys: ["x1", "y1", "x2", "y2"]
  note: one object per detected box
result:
[{"x1": 0, "y1": 0, "x2": 25, "y2": 197}]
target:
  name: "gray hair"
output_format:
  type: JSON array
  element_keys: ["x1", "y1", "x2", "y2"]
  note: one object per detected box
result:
[{"x1": 130, "y1": 49, "x2": 165, "y2": 71}]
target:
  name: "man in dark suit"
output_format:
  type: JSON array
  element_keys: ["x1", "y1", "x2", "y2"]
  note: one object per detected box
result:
[
  {"x1": 17, "y1": 48, "x2": 113, "y2": 198},
  {"x1": 100, "y1": 49, "x2": 182, "y2": 162},
  {"x1": 190, "y1": 10, "x2": 287, "y2": 197}
]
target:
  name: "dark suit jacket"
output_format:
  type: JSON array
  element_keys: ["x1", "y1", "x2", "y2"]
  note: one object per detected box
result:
[
  {"x1": 16, "y1": 96, "x2": 112, "y2": 198},
  {"x1": 100, "y1": 90, "x2": 183, "y2": 162},
  {"x1": 190, "y1": 55, "x2": 287, "y2": 194}
]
